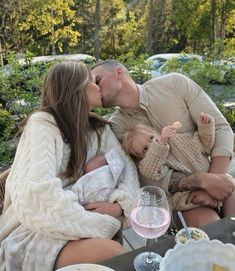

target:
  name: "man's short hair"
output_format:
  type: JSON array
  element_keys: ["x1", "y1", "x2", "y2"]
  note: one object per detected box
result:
[
  {"x1": 92, "y1": 59, "x2": 129, "y2": 72},
  {"x1": 92, "y1": 59, "x2": 121, "y2": 69}
]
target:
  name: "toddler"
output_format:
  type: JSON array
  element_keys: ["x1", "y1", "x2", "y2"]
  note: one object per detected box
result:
[{"x1": 122, "y1": 112, "x2": 218, "y2": 212}]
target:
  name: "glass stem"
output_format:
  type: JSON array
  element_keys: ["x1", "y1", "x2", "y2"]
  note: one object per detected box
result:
[{"x1": 145, "y1": 238, "x2": 156, "y2": 264}]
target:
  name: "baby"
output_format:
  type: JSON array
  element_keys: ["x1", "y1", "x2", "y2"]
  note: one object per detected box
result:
[
  {"x1": 122, "y1": 112, "x2": 218, "y2": 212},
  {"x1": 71, "y1": 148, "x2": 125, "y2": 205}
]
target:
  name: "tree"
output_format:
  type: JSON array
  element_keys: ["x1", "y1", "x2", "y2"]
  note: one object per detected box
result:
[
  {"x1": 18, "y1": 0, "x2": 80, "y2": 55},
  {"x1": 218, "y1": 0, "x2": 234, "y2": 54},
  {"x1": 146, "y1": 0, "x2": 154, "y2": 55},
  {"x1": 0, "y1": 0, "x2": 24, "y2": 59},
  {"x1": 94, "y1": 0, "x2": 100, "y2": 60},
  {"x1": 211, "y1": 0, "x2": 217, "y2": 46}
]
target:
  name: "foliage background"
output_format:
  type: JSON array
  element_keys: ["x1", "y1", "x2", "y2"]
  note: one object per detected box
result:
[
  {"x1": 0, "y1": 0, "x2": 234, "y2": 61},
  {"x1": 0, "y1": 0, "x2": 234, "y2": 169}
]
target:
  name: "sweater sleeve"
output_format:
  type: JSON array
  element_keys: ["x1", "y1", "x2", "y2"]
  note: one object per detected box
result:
[
  {"x1": 101, "y1": 126, "x2": 140, "y2": 227},
  {"x1": 10, "y1": 114, "x2": 121, "y2": 240},
  {"x1": 173, "y1": 73, "x2": 234, "y2": 158},
  {"x1": 197, "y1": 118, "x2": 215, "y2": 155},
  {"x1": 138, "y1": 140, "x2": 171, "y2": 182}
]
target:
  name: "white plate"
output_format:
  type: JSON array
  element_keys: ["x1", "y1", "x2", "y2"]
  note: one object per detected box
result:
[
  {"x1": 160, "y1": 239, "x2": 235, "y2": 271},
  {"x1": 56, "y1": 263, "x2": 115, "y2": 271}
]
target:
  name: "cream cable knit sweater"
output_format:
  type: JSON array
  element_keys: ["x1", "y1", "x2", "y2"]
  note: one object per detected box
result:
[{"x1": 0, "y1": 112, "x2": 139, "y2": 242}]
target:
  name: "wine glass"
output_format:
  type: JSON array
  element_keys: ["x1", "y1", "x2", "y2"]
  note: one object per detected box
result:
[{"x1": 130, "y1": 186, "x2": 171, "y2": 271}]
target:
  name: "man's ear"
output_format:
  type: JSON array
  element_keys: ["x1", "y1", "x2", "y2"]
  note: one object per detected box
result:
[{"x1": 115, "y1": 67, "x2": 124, "y2": 80}]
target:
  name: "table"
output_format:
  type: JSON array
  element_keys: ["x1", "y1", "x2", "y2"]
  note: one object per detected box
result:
[{"x1": 100, "y1": 217, "x2": 235, "y2": 271}]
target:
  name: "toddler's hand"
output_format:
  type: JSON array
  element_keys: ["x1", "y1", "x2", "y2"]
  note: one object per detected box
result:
[
  {"x1": 158, "y1": 126, "x2": 176, "y2": 145},
  {"x1": 199, "y1": 112, "x2": 213, "y2": 124}
]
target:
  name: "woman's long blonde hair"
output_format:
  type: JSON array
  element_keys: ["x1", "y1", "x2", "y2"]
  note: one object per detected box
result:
[{"x1": 40, "y1": 61, "x2": 107, "y2": 179}]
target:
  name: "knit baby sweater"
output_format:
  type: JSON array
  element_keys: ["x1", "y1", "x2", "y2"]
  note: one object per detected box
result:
[
  {"x1": 139, "y1": 119, "x2": 214, "y2": 183},
  {"x1": 138, "y1": 120, "x2": 215, "y2": 211},
  {"x1": 0, "y1": 112, "x2": 139, "y2": 243}
]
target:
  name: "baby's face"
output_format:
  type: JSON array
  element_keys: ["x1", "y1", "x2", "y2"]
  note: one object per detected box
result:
[{"x1": 132, "y1": 131, "x2": 155, "y2": 158}]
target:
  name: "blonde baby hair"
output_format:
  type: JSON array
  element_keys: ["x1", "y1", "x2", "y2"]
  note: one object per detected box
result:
[{"x1": 122, "y1": 123, "x2": 156, "y2": 157}]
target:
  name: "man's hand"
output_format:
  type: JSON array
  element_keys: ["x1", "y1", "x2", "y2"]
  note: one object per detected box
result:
[
  {"x1": 198, "y1": 173, "x2": 235, "y2": 201},
  {"x1": 187, "y1": 189, "x2": 218, "y2": 208},
  {"x1": 177, "y1": 172, "x2": 235, "y2": 201},
  {"x1": 84, "y1": 202, "x2": 123, "y2": 218}
]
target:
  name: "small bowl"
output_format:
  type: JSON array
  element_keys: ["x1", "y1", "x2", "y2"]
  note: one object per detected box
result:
[{"x1": 175, "y1": 227, "x2": 209, "y2": 244}]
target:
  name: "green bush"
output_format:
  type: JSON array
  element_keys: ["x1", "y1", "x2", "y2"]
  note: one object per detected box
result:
[
  {"x1": 0, "y1": 53, "x2": 55, "y2": 117},
  {"x1": 0, "y1": 109, "x2": 16, "y2": 164},
  {"x1": 118, "y1": 54, "x2": 152, "y2": 84},
  {"x1": 0, "y1": 109, "x2": 15, "y2": 140},
  {"x1": 0, "y1": 141, "x2": 16, "y2": 165},
  {"x1": 162, "y1": 58, "x2": 235, "y2": 97},
  {"x1": 94, "y1": 107, "x2": 115, "y2": 118},
  {"x1": 162, "y1": 58, "x2": 235, "y2": 129}
]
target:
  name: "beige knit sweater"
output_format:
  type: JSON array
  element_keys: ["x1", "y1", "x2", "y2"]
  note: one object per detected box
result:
[{"x1": 0, "y1": 112, "x2": 139, "y2": 243}]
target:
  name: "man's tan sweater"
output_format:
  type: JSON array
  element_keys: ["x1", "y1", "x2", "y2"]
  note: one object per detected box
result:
[{"x1": 109, "y1": 73, "x2": 234, "y2": 212}]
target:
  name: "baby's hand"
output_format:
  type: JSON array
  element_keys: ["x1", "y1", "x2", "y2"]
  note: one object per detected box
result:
[
  {"x1": 199, "y1": 112, "x2": 213, "y2": 124},
  {"x1": 158, "y1": 126, "x2": 176, "y2": 145},
  {"x1": 84, "y1": 154, "x2": 107, "y2": 173}
]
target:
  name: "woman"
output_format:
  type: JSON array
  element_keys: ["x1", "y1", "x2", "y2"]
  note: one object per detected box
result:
[{"x1": 0, "y1": 61, "x2": 139, "y2": 271}]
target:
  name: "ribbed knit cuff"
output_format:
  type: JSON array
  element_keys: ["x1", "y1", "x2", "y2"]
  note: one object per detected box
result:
[
  {"x1": 147, "y1": 139, "x2": 170, "y2": 159},
  {"x1": 197, "y1": 118, "x2": 215, "y2": 136}
]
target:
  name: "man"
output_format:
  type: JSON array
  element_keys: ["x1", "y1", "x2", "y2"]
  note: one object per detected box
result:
[{"x1": 92, "y1": 59, "x2": 235, "y2": 227}]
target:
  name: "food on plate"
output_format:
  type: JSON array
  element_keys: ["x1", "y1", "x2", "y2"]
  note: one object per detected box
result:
[
  {"x1": 175, "y1": 227, "x2": 209, "y2": 244},
  {"x1": 172, "y1": 121, "x2": 182, "y2": 129},
  {"x1": 213, "y1": 264, "x2": 230, "y2": 271}
]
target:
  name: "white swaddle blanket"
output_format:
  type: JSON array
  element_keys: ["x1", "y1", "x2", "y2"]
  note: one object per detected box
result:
[{"x1": 71, "y1": 148, "x2": 125, "y2": 205}]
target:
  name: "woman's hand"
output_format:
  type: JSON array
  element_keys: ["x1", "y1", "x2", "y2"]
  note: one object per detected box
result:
[
  {"x1": 187, "y1": 189, "x2": 218, "y2": 208},
  {"x1": 84, "y1": 202, "x2": 123, "y2": 218}
]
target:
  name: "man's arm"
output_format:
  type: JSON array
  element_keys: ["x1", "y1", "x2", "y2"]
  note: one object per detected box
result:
[
  {"x1": 209, "y1": 156, "x2": 231, "y2": 174},
  {"x1": 177, "y1": 172, "x2": 234, "y2": 201},
  {"x1": 175, "y1": 73, "x2": 234, "y2": 158}
]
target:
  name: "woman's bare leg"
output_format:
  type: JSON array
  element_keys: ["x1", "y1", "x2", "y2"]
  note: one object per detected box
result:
[
  {"x1": 54, "y1": 238, "x2": 124, "y2": 270},
  {"x1": 173, "y1": 206, "x2": 220, "y2": 228}
]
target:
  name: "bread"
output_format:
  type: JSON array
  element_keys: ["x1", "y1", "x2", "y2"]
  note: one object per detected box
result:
[
  {"x1": 172, "y1": 121, "x2": 182, "y2": 129},
  {"x1": 213, "y1": 264, "x2": 230, "y2": 271}
]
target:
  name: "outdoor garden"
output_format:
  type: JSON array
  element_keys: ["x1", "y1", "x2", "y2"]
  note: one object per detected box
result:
[{"x1": 0, "y1": 0, "x2": 235, "y2": 171}]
